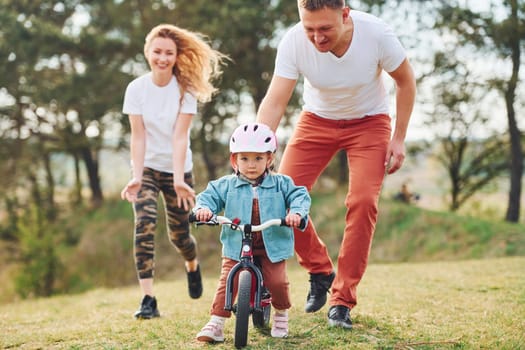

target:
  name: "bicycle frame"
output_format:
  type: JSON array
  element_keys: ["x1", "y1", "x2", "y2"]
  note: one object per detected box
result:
[
  {"x1": 223, "y1": 221, "x2": 267, "y2": 314},
  {"x1": 190, "y1": 214, "x2": 304, "y2": 348},
  {"x1": 190, "y1": 215, "x2": 284, "y2": 313}
]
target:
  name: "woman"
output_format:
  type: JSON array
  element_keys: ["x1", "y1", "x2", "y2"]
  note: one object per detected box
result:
[{"x1": 121, "y1": 23, "x2": 227, "y2": 319}]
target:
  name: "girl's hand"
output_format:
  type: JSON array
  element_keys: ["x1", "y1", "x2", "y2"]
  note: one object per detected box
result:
[
  {"x1": 174, "y1": 181, "x2": 196, "y2": 211},
  {"x1": 121, "y1": 178, "x2": 141, "y2": 203},
  {"x1": 285, "y1": 213, "x2": 302, "y2": 228},
  {"x1": 195, "y1": 208, "x2": 213, "y2": 222}
]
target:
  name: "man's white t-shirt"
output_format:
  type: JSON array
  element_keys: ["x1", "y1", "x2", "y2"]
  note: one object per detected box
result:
[
  {"x1": 275, "y1": 10, "x2": 406, "y2": 120},
  {"x1": 122, "y1": 72, "x2": 197, "y2": 173}
]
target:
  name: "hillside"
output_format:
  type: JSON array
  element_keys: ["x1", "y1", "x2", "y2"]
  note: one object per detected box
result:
[
  {"x1": 1, "y1": 257, "x2": 523, "y2": 349},
  {"x1": 1, "y1": 189, "x2": 524, "y2": 305}
]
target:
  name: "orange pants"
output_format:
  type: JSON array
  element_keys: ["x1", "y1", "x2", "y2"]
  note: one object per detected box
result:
[{"x1": 279, "y1": 111, "x2": 391, "y2": 309}]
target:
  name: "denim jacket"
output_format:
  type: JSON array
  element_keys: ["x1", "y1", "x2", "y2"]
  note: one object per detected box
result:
[{"x1": 194, "y1": 173, "x2": 311, "y2": 263}]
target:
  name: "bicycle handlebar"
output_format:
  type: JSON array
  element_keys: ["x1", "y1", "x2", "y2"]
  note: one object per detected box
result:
[{"x1": 189, "y1": 213, "x2": 307, "y2": 232}]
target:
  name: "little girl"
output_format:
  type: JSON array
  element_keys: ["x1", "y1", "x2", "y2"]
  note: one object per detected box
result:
[{"x1": 193, "y1": 123, "x2": 311, "y2": 341}]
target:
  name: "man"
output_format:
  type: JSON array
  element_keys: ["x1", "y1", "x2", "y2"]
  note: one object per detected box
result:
[{"x1": 256, "y1": 0, "x2": 416, "y2": 329}]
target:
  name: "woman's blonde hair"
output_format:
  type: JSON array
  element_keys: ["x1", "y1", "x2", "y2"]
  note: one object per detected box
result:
[{"x1": 144, "y1": 24, "x2": 228, "y2": 103}]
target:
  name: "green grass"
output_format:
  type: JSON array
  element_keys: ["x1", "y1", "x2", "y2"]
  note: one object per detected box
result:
[
  {"x1": 1, "y1": 257, "x2": 524, "y2": 349},
  {"x1": 2, "y1": 189, "x2": 524, "y2": 348}
]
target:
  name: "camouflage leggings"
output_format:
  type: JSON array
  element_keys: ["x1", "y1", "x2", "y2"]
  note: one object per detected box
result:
[{"x1": 133, "y1": 167, "x2": 197, "y2": 279}]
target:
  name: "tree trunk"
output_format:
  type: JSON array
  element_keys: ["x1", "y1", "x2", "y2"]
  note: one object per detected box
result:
[
  {"x1": 72, "y1": 152, "x2": 83, "y2": 206},
  {"x1": 81, "y1": 146, "x2": 104, "y2": 207},
  {"x1": 504, "y1": 0, "x2": 522, "y2": 223},
  {"x1": 504, "y1": 98, "x2": 522, "y2": 222},
  {"x1": 43, "y1": 152, "x2": 57, "y2": 220}
]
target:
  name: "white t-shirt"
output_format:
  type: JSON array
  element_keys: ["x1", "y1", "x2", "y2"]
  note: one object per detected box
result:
[
  {"x1": 122, "y1": 72, "x2": 197, "y2": 173},
  {"x1": 275, "y1": 10, "x2": 406, "y2": 120}
]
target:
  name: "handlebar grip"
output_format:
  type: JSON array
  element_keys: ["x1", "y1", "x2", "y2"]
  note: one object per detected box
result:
[
  {"x1": 298, "y1": 217, "x2": 307, "y2": 230},
  {"x1": 279, "y1": 217, "x2": 307, "y2": 230},
  {"x1": 189, "y1": 213, "x2": 198, "y2": 223}
]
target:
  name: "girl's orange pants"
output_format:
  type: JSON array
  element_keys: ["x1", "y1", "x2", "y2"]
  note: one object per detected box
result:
[{"x1": 279, "y1": 111, "x2": 391, "y2": 309}]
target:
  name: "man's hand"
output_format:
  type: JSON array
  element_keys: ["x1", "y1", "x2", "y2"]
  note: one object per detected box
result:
[{"x1": 384, "y1": 139, "x2": 406, "y2": 174}]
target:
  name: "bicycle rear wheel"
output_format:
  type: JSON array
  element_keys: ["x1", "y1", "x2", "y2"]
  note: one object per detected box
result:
[
  {"x1": 252, "y1": 287, "x2": 271, "y2": 329},
  {"x1": 234, "y1": 270, "x2": 251, "y2": 348}
]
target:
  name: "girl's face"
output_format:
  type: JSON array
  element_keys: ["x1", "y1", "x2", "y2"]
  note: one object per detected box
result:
[
  {"x1": 234, "y1": 152, "x2": 272, "y2": 180},
  {"x1": 146, "y1": 37, "x2": 177, "y2": 76}
]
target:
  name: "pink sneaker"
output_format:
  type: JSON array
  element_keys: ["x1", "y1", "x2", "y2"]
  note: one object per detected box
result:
[
  {"x1": 196, "y1": 321, "x2": 225, "y2": 342},
  {"x1": 271, "y1": 312, "x2": 288, "y2": 338}
]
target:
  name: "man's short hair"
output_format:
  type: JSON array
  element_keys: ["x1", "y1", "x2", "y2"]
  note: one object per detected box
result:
[{"x1": 298, "y1": 0, "x2": 345, "y2": 11}]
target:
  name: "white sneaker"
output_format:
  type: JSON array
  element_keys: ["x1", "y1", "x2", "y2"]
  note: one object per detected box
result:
[
  {"x1": 271, "y1": 311, "x2": 288, "y2": 338},
  {"x1": 196, "y1": 321, "x2": 225, "y2": 342}
]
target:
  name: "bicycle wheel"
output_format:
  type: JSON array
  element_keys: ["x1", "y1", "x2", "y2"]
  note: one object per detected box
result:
[
  {"x1": 234, "y1": 270, "x2": 252, "y2": 348},
  {"x1": 252, "y1": 287, "x2": 271, "y2": 329}
]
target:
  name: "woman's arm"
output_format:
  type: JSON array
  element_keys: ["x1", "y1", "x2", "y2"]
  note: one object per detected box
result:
[
  {"x1": 172, "y1": 112, "x2": 195, "y2": 210},
  {"x1": 121, "y1": 115, "x2": 146, "y2": 202}
]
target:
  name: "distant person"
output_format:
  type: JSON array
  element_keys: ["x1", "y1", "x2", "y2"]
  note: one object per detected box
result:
[
  {"x1": 121, "y1": 23, "x2": 227, "y2": 319},
  {"x1": 394, "y1": 182, "x2": 420, "y2": 204},
  {"x1": 256, "y1": 0, "x2": 416, "y2": 328},
  {"x1": 193, "y1": 123, "x2": 311, "y2": 342}
]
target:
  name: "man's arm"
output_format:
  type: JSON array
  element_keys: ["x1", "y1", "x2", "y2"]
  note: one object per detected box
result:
[
  {"x1": 385, "y1": 58, "x2": 416, "y2": 174},
  {"x1": 256, "y1": 76, "x2": 297, "y2": 132}
]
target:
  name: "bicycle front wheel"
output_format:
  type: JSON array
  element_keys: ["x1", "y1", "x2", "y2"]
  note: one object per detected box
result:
[{"x1": 234, "y1": 270, "x2": 252, "y2": 349}]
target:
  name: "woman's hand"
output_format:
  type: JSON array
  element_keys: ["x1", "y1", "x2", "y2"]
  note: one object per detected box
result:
[
  {"x1": 121, "y1": 178, "x2": 142, "y2": 203},
  {"x1": 174, "y1": 181, "x2": 196, "y2": 211}
]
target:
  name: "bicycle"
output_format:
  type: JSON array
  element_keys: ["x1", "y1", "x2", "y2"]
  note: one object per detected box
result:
[{"x1": 189, "y1": 213, "x2": 305, "y2": 349}]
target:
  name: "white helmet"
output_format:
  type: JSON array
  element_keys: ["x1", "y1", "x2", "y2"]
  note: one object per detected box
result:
[{"x1": 229, "y1": 123, "x2": 277, "y2": 153}]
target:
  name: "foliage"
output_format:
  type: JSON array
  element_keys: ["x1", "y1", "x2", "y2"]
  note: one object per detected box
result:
[
  {"x1": 14, "y1": 203, "x2": 63, "y2": 298},
  {"x1": 166, "y1": 0, "x2": 301, "y2": 179}
]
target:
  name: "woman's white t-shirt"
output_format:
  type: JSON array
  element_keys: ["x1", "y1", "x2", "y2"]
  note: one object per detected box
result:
[
  {"x1": 275, "y1": 10, "x2": 406, "y2": 120},
  {"x1": 122, "y1": 72, "x2": 197, "y2": 173}
]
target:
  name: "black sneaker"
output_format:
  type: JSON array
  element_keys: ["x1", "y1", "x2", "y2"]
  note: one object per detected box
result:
[
  {"x1": 134, "y1": 295, "x2": 160, "y2": 319},
  {"x1": 187, "y1": 265, "x2": 203, "y2": 299},
  {"x1": 328, "y1": 305, "x2": 353, "y2": 329},
  {"x1": 305, "y1": 271, "x2": 336, "y2": 313}
]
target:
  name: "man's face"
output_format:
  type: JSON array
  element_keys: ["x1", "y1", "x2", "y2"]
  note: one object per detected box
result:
[{"x1": 299, "y1": 6, "x2": 349, "y2": 53}]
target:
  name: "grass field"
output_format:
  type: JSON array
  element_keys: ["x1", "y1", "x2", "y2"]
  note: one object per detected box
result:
[{"x1": 1, "y1": 257, "x2": 524, "y2": 349}]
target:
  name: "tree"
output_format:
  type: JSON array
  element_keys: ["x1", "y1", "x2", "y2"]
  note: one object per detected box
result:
[
  {"x1": 435, "y1": 1, "x2": 524, "y2": 221},
  {"x1": 165, "y1": 0, "x2": 301, "y2": 180},
  {"x1": 424, "y1": 52, "x2": 509, "y2": 211}
]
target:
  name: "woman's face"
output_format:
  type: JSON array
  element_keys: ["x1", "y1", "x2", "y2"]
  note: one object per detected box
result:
[{"x1": 145, "y1": 37, "x2": 177, "y2": 76}]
